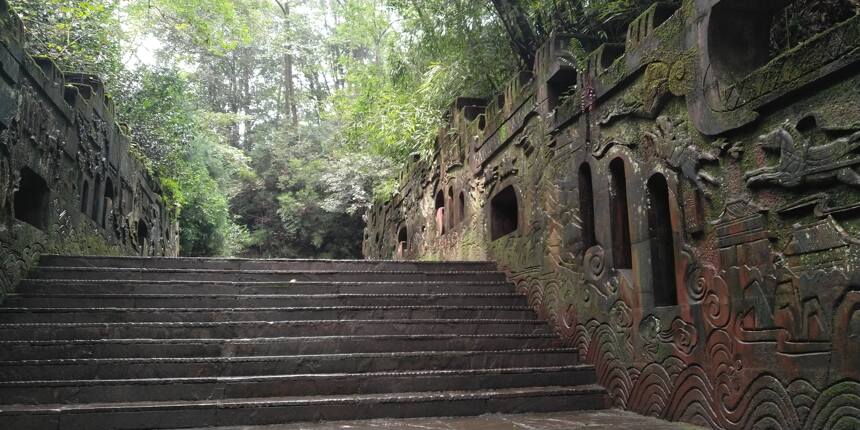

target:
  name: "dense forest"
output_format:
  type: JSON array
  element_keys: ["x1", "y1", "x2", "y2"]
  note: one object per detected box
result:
[{"x1": 9, "y1": 0, "x2": 856, "y2": 258}]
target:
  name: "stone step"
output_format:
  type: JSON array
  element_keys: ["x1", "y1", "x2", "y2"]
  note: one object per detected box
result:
[
  {"x1": 3, "y1": 293, "x2": 526, "y2": 308},
  {"x1": 33, "y1": 267, "x2": 508, "y2": 282},
  {"x1": 0, "y1": 365, "x2": 596, "y2": 405},
  {"x1": 0, "y1": 333, "x2": 564, "y2": 360},
  {"x1": 0, "y1": 319, "x2": 553, "y2": 341},
  {"x1": 0, "y1": 348, "x2": 579, "y2": 381},
  {"x1": 0, "y1": 385, "x2": 609, "y2": 430},
  {"x1": 18, "y1": 279, "x2": 514, "y2": 295},
  {"x1": 39, "y1": 255, "x2": 500, "y2": 272},
  {"x1": 0, "y1": 306, "x2": 537, "y2": 323},
  {"x1": 0, "y1": 255, "x2": 608, "y2": 428}
]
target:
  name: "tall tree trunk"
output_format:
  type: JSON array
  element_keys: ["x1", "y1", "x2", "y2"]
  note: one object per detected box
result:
[
  {"x1": 285, "y1": 52, "x2": 298, "y2": 127},
  {"x1": 228, "y1": 55, "x2": 241, "y2": 149},
  {"x1": 489, "y1": 0, "x2": 539, "y2": 68},
  {"x1": 275, "y1": 0, "x2": 298, "y2": 129},
  {"x1": 242, "y1": 49, "x2": 254, "y2": 151}
]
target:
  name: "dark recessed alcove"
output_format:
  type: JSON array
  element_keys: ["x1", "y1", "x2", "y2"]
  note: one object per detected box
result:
[
  {"x1": 14, "y1": 167, "x2": 49, "y2": 230},
  {"x1": 398, "y1": 226, "x2": 408, "y2": 246},
  {"x1": 435, "y1": 190, "x2": 446, "y2": 236},
  {"x1": 80, "y1": 179, "x2": 90, "y2": 213},
  {"x1": 647, "y1": 173, "x2": 678, "y2": 307},
  {"x1": 137, "y1": 221, "x2": 149, "y2": 255},
  {"x1": 458, "y1": 191, "x2": 466, "y2": 224},
  {"x1": 578, "y1": 163, "x2": 596, "y2": 249},
  {"x1": 397, "y1": 226, "x2": 408, "y2": 255},
  {"x1": 491, "y1": 185, "x2": 519, "y2": 240},
  {"x1": 547, "y1": 69, "x2": 578, "y2": 113},
  {"x1": 103, "y1": 178, "x2": 115, "y2": 228},
  {"x1": 610, "y1": 159, "x2": 632, "y2": 269}
]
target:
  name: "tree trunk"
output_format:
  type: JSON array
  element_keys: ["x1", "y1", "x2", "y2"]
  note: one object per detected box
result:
[
  {"x1": 489, "y1": 0, "x2": 539, "y2": 69},
  {"x1": 276, "y1": 0, "x2": 299, "y2": 129}
]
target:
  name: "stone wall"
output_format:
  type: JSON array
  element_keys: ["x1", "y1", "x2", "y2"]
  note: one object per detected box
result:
[
  {"x1": 365, "y1": 1, "x2": 860, "y2": 428},
  {"x1": 0, "y1": 0, "x2": 179, "y2": 297}
]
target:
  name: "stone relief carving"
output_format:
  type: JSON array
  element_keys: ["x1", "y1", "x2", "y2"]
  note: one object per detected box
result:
[
  {"x1": 745, "y1": 122, "x2": 860, "y2": 188},
  {"x1": 366, "y1": 2, "x2": 860, "y2": 429},
  {"x1": 645, "y1": 116, "x2": 719, "y2": 191}
]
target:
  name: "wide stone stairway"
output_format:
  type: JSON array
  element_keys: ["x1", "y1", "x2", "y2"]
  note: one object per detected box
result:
[{"x1": 0, "y1": 256, "x2": 608, "y2": 429}]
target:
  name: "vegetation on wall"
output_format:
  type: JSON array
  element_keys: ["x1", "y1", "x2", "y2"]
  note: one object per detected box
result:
[{"x1": 10, "y1": 0, "x2": 855, "y2": 257}]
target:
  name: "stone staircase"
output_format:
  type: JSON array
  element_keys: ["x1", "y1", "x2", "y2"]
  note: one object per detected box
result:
[{"x1": 0, "y1": 256, "x2": 608, "y2": 429}]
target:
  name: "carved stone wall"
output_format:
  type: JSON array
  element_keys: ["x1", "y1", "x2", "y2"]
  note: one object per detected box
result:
[
  {"x1": 0, "y1": 0, "x2": 179, "y2": 297},
  {"x1": 365, "y1": 1, "x2": 860, "y2": 428}
]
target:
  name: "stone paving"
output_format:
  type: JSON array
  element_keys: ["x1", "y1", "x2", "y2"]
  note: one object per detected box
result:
[{"x1": 197, "y1": 410, "x2": 705, "y2": 430}]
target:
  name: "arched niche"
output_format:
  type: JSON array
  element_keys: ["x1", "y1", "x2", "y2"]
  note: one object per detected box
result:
[
  {"x1": 707, "y1": 0, "x2": 790, "y2": 80},
  {"x1": 103, "y1": 178, "x2": 115, "y2": 229},
  {"x1": 137, "y1": 220, "x2": 149, "y2": 256},
  {"x1": 578, "y1": 163, "x2": 597, "y2": 249},
  {"x1": 609, "y1": 158, "x2": 633, "y2": 269},
  {"x1": 490, "y1": 185, "x2": 520, "y2": 240},
  {"x1": 434, "y1": 189, "x2": 446, "y2": 236},
  {"x1": 14, "y1": 167, "x2": 49, "y2": 230},
  {"x1": 396, "y1": 225, "x2": 409, "y2": 259},
  {"x1": 646, "y1": 173, "x2": 678, "y2": 307}
]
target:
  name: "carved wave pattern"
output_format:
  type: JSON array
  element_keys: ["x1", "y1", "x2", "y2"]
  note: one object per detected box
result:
[
  {"x1": 576, "y1": 319, "x2": 860, "y2": 430},
  {"x1": 514, "y1": 269, "x2": 860, "y2": 430}
]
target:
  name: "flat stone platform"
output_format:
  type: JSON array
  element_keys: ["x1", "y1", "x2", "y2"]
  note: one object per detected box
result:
[{"x1": 194, "y1": 410, "x2": 705, "y2": 430}]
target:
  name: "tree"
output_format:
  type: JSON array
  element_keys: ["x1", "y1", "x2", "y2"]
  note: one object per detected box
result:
[
  {"x1": 10, "y1": 0, "x2": 696, "y2": 258},
  {"x1": 490, "y1": 0, "x2": 539, "y2": 68},
  {"x1": 9, "y1": 0, "x2": 123, "y2": 85},
  {"x1": 274, "y1": 0, "x2": 298, "y2": 128}
]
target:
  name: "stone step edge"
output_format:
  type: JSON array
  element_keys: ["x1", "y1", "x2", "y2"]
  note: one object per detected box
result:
[
  {"x1": 21, "y1": 279, "x2": 512, "y2": 286},
  {"x1": 36, "y1": 267, "x2": 505, "y2": 275},
  {"x1": 0, "y1": 365, "x2": 593, "y2": 387},
  {"x1": 39, "y1": 255, "x2": 497, "y2": 265},
  {"x1": 0, "y1": 384, "x2": 606, "y2": 415},
  {"x1": 0, "y1": 348, "x2": 579, "y2": 366},
  {"x1": 0, "y1": 318, "x2": 547, "y2": 328},
  {"x1": 0, "y1": 333, "x2": 561, "y2": 347},
  {"x1": 6, "y1": 293, "x2": 522, "y2": 299},
  {"x1": 0, "y1": 305, "x2": 533, "y2": 313}
]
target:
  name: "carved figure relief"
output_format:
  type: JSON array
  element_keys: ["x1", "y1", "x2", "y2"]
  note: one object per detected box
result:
[
  {"x1": 745, "y1": 122, "x2": 860, "y2": 188},
  {"x1": 645, "y1": 116, "x2": 719, "y2": 191}
]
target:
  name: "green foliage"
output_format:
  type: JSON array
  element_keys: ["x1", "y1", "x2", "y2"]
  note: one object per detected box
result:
[
  {"x1": 125, "y1": 0, "x2": 264, "y2": 56},
  {"x1": 176, "y1": 157, "x2": 250, "y2": 256},
  {"x1": 11, "y1": 0, "x2": 692, "y2": 258},
  {"x1": 113, "y1": 67, "x2": 252, "y2": 256},
  {"x1": 525, "y1": 0, "x2": 674, "y2": 44},
  {"x1": 770, "y1": 0, "x2": 858, "y2": 55},
  {"x1": 333, "y1": 0, "x2": 517, "y2": 161},
  {"x1": 9, "y1": 0, "x2": 124, "y2": 84}
]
